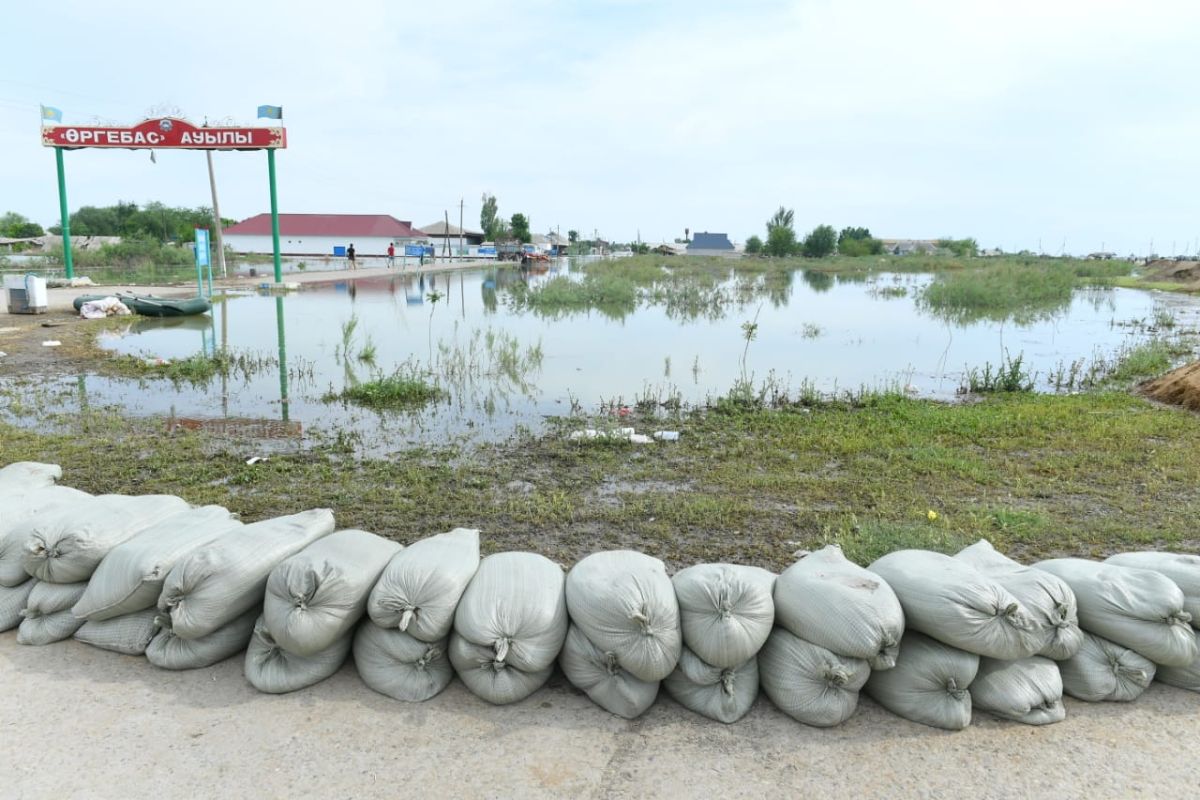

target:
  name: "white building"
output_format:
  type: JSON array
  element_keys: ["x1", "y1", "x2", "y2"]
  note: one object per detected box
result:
[{"x1": 222, "y1": 213, "x2": 428, "y2": 258}]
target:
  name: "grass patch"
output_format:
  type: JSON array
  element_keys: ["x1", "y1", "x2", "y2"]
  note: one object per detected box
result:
[
  {"x1": 325, "y1": 368, "x2": 443, "y2": 408},
  {"x1": 960, "y1": 352, "x2": 1036, "y2": 394}
]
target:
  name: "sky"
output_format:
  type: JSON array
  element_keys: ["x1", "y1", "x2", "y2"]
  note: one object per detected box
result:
[{"x1": 1, "y1": 0, "x2": 1198, "y2": 255}]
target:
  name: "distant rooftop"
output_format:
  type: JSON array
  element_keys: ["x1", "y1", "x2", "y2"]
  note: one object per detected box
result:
[
  {"x1": 224, "y1": 214, "x2": 426, "y2": 238},
  {"x1": 419, "y1": 220, "x2": 484, "y2": 237},
  {"x1": 687, "y1": 232, "x2": 734, "y2": 251}
]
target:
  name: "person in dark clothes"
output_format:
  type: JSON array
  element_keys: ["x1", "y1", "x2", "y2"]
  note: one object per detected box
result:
[{"x1": 347, "y1": 243, "x2": 356, "y2": 270}]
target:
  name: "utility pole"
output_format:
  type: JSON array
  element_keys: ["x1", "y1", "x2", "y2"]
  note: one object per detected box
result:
[
  {"x1": 443, "y1": 210, "x2": 451, "y2": 260},
  {"x1": 459, "y1": 198, "x2": 464, "y2": 261},
  {"x1": 206, "y1": 150, "x2": 228, "y2": 278}
]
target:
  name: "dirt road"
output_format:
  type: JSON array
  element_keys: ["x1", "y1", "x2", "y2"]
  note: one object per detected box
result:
[{"x1": 0, "y1": 633, "x2": 1194, "y2": 799}]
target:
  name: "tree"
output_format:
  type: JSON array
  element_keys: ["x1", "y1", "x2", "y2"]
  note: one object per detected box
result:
[
  {"x1": 480, "y1": 193, "x2": 499, "y2": 240},
  {"x1": 801, "y1": 224, "x2": 837, "y2": 258},
  {"x1": 568, "y1": 229, "x2": 578, "y2": 244},
  {"x1": 937, "y1": 237, "x2": 979, "y2": 257},
  {"x1": 0, "y1": 212, "x2": 43, "y2": 238},
  {"x1": 837, "y1": 227, "x2": 883, "y2": 256},
  {"x1": 744, "y1": 235, "x2": 763, "y2": 254},
  {"x1": 764, "y1": 205, "x2": 797, "y2": 257},
  {"x1": 510, "y1": 213, "x2": 531, "y2": 243}
]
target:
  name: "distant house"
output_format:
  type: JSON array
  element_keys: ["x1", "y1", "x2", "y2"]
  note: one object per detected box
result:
[
  {"x1": 530, "y1": 232, "x2": 570, "y2": 255},
  {"x1": 687, "y1": 232, "x2": 739, "y2": 258},
  {"x1": 879, "y1": 239, "x2": 939, "y2": 256},
  {"x1": 222, "y1": 213, "x2": 427, "y2": 257},
  {"x1": 419, "y1": 221, "x2": 486, "y2": 256}
]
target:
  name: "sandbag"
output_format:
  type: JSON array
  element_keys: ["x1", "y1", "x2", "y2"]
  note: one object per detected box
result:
[
  {"x1": 23, "y1": 494, "x2": 192, "y2": 583},
  {"x1": 565, "y1": 550, "x2": 681, "y2": 682},
  {"x1": 559, "y1": 623, "x2": 659, "y2": 719},
  {"x1": 158, "y1": 509, "x2": 336, "y2": 640},
  {"x1": 671, "y1": 563, "x2": 775, "y2": 669},
  {"x1": 73, "y1": 505, "x2": 242, "y2": 621},
  {"x1": 0, "y1": 486, "x2": 93, "y2": 586},
  {"x1": 244, "y1": 615, "x2": 353, "y2": 694},
  {"x1": 1105, "y1": 552, "x2": 1200, "y2": 623},
  {"x1": 864, "y1": 630, "x2": 978, "y2": 730},
  {"x1": 1033, "y1": 558, "x2": 1197, "y2": 667},
  {"x1": 955, "y1": 540, "x2": 1082, "y2": 660},
  {"x1": 449, "y1": 552, "x2": 568, "y2": 704},
  {"x1": 354, "y1": 621, "x2": 453, "y2": 702},
  {"x1": 869, "y1": 550, "x2": 1042, "y2": 659},
  {"x1": 367, "y1": 527, "x2": 479, "y2": 642},
  {"x1": 0, "y1": 462, "x2": 61, "y2": 494},
  {"x1": 263, "y1": 529, "x2": 400, "y2": 656},
  {"x1": 662, "y1": 646, "x2": 758, "y2": 724},
  {"x1": 970, "y1": 656, "x2": 1065, "y2": 725},
  {"x1": 1058, "y1": 632, "x2": 1155, "y2": 702},
  {"x1": 16, "y1": 580, "x2": 87, "y2": 645},
  {"x1": 74, "y1": 608, "x2": 159, "y2": 655},
  {"x1": 775, "y1": 545, "x2": 905, "y2": 669},
  {"x1": 1156, "y1": 652, "x2": 1200, "y2": 692},
  {"x1": 145, "y1": 606, "x2": 260, "y2": 670},
  {"x1": 757, "y1": 627, "x2": 869, "y2": 727},
  {"x1": 0, "y1": 579, "x2": 36, "y2": 632}
]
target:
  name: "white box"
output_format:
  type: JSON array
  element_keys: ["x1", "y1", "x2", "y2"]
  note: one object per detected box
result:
[{"x1": 5, "y1": 274, "x2": 49, "y2": 314}]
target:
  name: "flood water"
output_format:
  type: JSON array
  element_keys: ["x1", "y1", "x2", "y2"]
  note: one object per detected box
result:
[{"x1": 8, "y1": 262, "x2": 1200, "y2": 450}]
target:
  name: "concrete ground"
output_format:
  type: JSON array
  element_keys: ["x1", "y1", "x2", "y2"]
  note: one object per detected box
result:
[{"x1": 0, "y1": 632, "x2": 1195, "y2": 799}]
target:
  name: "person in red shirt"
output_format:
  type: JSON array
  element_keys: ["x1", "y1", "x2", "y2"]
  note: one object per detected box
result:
[{"x1": 387, "y1": 242, "x2": 395, "y2": 268}]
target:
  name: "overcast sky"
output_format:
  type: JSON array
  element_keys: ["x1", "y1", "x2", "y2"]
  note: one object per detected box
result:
[{"x1": 2, "y1": 0, "x2": 1197, "y2": 254}]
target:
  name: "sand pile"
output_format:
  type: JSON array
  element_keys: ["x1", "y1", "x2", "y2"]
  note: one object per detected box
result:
[{"x1": 1143, "y1": 360, "x2": 1200, "y2": 411}]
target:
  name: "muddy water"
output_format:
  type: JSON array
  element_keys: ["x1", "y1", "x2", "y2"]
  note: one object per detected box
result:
[{"x1": 7, "y1": 264, "x2": 1198, "y2": 450}]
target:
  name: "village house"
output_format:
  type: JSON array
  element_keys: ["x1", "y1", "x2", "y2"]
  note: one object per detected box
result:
[
  {"x1": 686, "y1": 232, "x2": 740, "y2": 258},
  {"x1": 222, "y1": 214, "x2": 427, "y2": 258}
]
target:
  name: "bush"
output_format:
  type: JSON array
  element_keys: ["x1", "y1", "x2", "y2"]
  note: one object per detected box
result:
[
  {"x1": 744, "y1": 235, "x2": 763, "y2": 255},
  {"x1": 801, "y1": 225, "x2": 837, "y2": 258}
]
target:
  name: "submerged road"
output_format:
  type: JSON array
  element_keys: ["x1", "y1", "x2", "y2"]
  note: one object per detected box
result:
[{"x1": 0, "y1": 632, "x2": 1195, "y2": 799}]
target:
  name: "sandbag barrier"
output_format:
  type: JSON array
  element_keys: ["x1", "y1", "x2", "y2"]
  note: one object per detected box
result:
[{"x1": 1, "y1": 461, "x2": 1199, "y2": 729}]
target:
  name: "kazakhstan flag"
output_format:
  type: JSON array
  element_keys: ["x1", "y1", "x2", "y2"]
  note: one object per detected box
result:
[
  {"x1": 41, "y1": 105, "x2": 63, "y2": 123},
  {"x1": 257, "y1": 105, "x2": 283, "y2": 120}
]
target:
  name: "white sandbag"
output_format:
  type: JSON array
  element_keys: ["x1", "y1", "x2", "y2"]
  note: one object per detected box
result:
[
  {"x1": 74, "y1": 608, "x2": 159, "y2": 655},
  {"x1": 0, "y1": 462, "x2": 61, "y2": 494},
  {"x1": 16, "y1": 580, "x2": 87, "y2": 645},
  {"x1": 0, "y1": 579, "x2": 36, "y2": 632},
  {"x1": 1058, "y1": 631, "x2": 1155, "y2": 702},
  {"x1": 145, "y1": 606, "x2": 260, "y2": 670},
  {"x1": 1156, "y1": 652, "x2": 1200, "y2": 692},
  {"x1": 23, "y1": 494, "x2": 192, "y2": 583},
  {"x1": 565, "y1": 550, "x2": 681, "y2": 682},
  {"x1": 73, "y1": 505, "x2": 242, "y2": 621},
  {"x1": 970, "y1": 656, "x2": 1065, "y2": 725},
  {"x1": 1033, "y1": 558, "x2": 1197, "y2": 667},
  {"x1": 662, "y1": 646, "x2": 758, "y2": 724},
  {"x1": 158, "y1": 509, "x2": 336, "y2": 640},
  {"x1": 264, "y1": 529, "x2": 401, "y2": 656},
  {"x1": 955, "y1": 540, "x2": 1082, "y2": 660},
  {"x1": 244, "y1": 615, "x2": 353, "y2": 694},
  {"x1": 1104, "y1": 552, "x2": 1200, "y2": 623},
  {"x1": 367, "y1": 527, "x2": 479, "y2": 642},
  {"x1": 449, "y1": 552, "x2": 568, "y2": 704},
  {"x1": 868, "y1": 550, "x2": 1042, "y2": 660},
  {"x1": 671, "y1": 563, "x2": 775, "y2": 669},
  {"x1": 559, "y1": 623, "x2": 659, "y2": 719},
  {"x1": 757, "y1": 627, "x2": 869, "y2": 727},
  {"x1": 775, "y1": 545, "x2": 905, "y2": 669},
  {"x1": 354, "y1": 621, "x2": 453, "y2": 702},
  {"x1": 864, "y1": 630, "x2": 978, "y2": 730},
  {"x1": 0, "y1": 486, "x2": 93, "y2": 586}
]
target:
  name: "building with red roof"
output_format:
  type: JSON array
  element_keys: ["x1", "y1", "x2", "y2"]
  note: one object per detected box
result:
[{"x1": 222, "y1": 213, "x2": 429, "y2": 259}]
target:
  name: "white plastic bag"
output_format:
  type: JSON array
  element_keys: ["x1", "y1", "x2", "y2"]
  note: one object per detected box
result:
[
  {"x1": 559, "y1": 623, "x2": 659, "y2": 719},
  {"x1": 864, "y1": 630, "x2": 978, "y2": 730},
  {"x1": 367, "y1": 528, "x2": 479, "y2": 642},
  {"x1": 74, "y1": 609, "x2": 160, "y2": 655},
  {"x1": 970, "y1": 656, "x2": 1066, "y2": 725},
  {"x1": 1033, "y1": 558, "x2": 1197, "y2": 667},
  {"x1": 662, "y1": 646, "x2": 758, "y2": 724},
  {"x1": 0, "y1": 486, "x2": 93, "y2": 587},
  {"x1": 263, "y1": 529, "x2": 401, "y2": 656},
  {"x1": 1104, "y1": 552, "x2": 1200, "y2": 623},
  {"x1": 757, "y1": 627, "x2": 869, "y2": 727},
  {"x1": 955, "y1": 540, "x2": 1082, "y2": 660},
  {"x1": 565, "y1": 550, "x2": 681, "y2": 682},
  {"x1": 73, "y1": 505, "x2": 241, "y2": 621},
  {"x1": 244, "y1": 615, "x2": 353, "y2": 694},
  {"x1": 145, "y1": 606, "x2": 260, "y2": 670},
  {"x1": 16, "y1": 580, "x2": 87, "y2": 645},
  {"x1": 1058, "y1": 631, "x2": 1155, "y2": 702},
  {"x1": 0, "y1": 580, "x2": 35, "y2": 631},
  {"x1": 1156, "y1": 652, "x2": 1200, "y2": 693},
  {"x1": 775, "y1": 545, "x2": 904, "y2": 669},
  {"x1": 671, "y1": 563, "x2": 775, "y2": 669},
  {"x1": 354, "y1": 621, "x2": 453, "y2": 702},
  {"x1": 0, "y1": 462, "x2": 61, "y2": 494},
  {"x1": 869, "y1": 550, "x2": 1042, "y2": 660}
]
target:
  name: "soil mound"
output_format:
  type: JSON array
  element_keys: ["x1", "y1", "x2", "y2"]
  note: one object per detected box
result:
[
  {"x1": 1142, "y1": 360, "x2": 1200, "y2": 412},
  {"x1": 1143, "y1": 259, "x2": 1200, "y2": 286}
]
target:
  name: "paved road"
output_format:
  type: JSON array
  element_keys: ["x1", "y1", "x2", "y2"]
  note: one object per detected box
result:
[{"x1": 0, "y1": 632, "x2": 1194, "y2": 799}]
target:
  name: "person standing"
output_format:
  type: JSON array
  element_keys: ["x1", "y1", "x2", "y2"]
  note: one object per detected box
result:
[
  {"x1": 347, "y1": 243, "x2": 356, "y2": 270},
  {"x1": 387, "y1": 242, "x2": 395, "y2": 268}
]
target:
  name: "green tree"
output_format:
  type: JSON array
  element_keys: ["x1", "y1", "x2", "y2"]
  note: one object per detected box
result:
[
  {"x1": 764, "y1": 206, "x2": 797, "y2": 257},
  {"x1": 480, "y1": 193, "x2": 499, "y2": 240},
  {"x1": 510, "y1": 213, "x2": 531, "y2": 243},
  {"x1": 744, "y1": 234, "x2": 763, "y2": 254},
  {"x1": 801, "y1": 224, "x2": 837, "y2": 258},
  {"x1": 837, "y1": 227, "x2": 884, "y2": 256},
  {"x1": 0, "y1": 212, "x2": 44, "y2": 238},
  {"x1": 568, "y1": 229, "x2": 578, "y2": 244},
  {"x1": 937, "y1": 237, "x2": 979, "y2": 257}
]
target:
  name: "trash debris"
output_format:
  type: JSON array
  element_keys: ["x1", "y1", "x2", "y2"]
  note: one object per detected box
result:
[
  {"x1": 47, "y1": 277, "x2": 95, "y2": 288},
  {"x1": 245, "y1": 456, "x2": 268, "y2": 466},
  {"x1": 652, "y1": 431, "x2": 680, "y2": 441},
  {"x1": 79, "y1": 297, "x2": 132, "y2": 319},
  {"x1": 41, "y1": 340, "x2": 61, "y2": 347},
  {"x1": 567, "y1": 428, "x2": 661, "y2": 444}
]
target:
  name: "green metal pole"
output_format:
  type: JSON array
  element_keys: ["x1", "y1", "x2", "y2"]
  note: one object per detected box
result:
[
  {"x1": 54, "y1": 148, "x2": 74, "y2": 279},
  {"x1": 267, "y1": 148, "x2": 282, "y2": 284},
  {"x1": 275, "y1": 295, "x2": 289, "y2": 421}
]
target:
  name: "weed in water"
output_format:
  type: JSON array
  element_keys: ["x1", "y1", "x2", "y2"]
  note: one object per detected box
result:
[{"x1": 960, "y1": 352, "x2": 1036, "y2": 394}]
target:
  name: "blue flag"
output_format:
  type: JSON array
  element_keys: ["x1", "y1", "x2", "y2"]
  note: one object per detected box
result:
[
  {"x1": 257, "y1": 105, "x2": 283, "y2": 120},
  {"x1": 41, "y1": 105, "x2": 62, "y2": 122}
]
